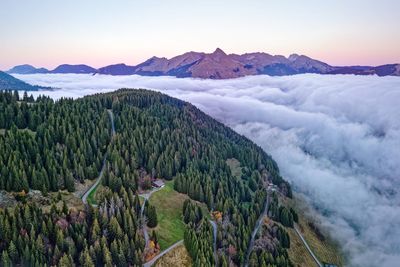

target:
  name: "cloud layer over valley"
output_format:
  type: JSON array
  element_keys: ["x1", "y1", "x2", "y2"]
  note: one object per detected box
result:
[{"x1": 15, "y1": 73, "x2": 400, "y2": 267}]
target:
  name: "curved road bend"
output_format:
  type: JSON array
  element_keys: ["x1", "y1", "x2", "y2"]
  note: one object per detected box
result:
[
  {"x1": 77, "y1": 111, "x2": 189, "y2": 267},
  {"x1": 139, "y1": 186, "x2": 164, "y2": 247},
  {"x1": 244, "y1": 193, "x2": 270, "y2": 267},
  {"x1": 81, "y1": 110, "x2": 115, "y2": 205}
]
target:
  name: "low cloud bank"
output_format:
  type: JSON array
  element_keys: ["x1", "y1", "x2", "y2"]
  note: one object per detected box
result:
[{"x1": 16, "y1": 73, "x2": 400, "y2": 267}]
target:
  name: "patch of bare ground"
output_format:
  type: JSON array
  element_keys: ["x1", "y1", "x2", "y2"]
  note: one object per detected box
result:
[
  {"x1": 154, "y1": 243, "x2": 192, "y2": 267},
  {"x1": 73, "y1": 179, "x2": 96, "y2": 198},
  {"x1": 226, "y1": 158, "x2": 242, "y2": 178},
  {"x1": 0, "y1": 185, "x2": 86, "y2": 213},
  {"x1": 0, "y1": 190, "x2": 18, "y2": 208}
]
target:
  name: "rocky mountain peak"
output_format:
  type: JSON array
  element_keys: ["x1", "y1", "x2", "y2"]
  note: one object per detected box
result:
[{"x1": 212, "y1": 48, "x2": 227, "y2": 56}]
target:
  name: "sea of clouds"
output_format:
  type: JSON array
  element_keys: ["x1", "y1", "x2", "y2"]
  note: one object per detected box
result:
[{"x1": 15, "y1": 73, "x2": 400, "y2": 267}]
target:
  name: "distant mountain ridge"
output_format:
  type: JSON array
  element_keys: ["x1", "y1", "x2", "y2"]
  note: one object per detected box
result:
[
  {"x1": 7, "y1": 64, "x2": 49, "y2": 74},
  {"x1": 51, "y1": 64, "x2": 96, "y2": 74},
  {"x1": 7, "y1": 49, "x2": 400, "y2": 79}
]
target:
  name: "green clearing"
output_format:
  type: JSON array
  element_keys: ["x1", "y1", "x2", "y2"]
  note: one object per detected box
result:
[
  {"x1": 149, "y1": 180, "x2": 208, "y2": 251},
  {"x1": 87, "y1": 182, "x2": 101, "y2": 205},
  {"x1": 226, "y1": 158, "x2": 242, "y2": 178}
]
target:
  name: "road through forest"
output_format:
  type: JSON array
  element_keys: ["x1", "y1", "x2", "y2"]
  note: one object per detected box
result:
[{"x1": 81, "y1": 110, "x2": 115, "y2": 204}]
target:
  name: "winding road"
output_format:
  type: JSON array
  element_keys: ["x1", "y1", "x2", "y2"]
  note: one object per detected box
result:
[
  {"x1": 81, "y1": 110, "x2": 115, "y2": 205},
  {"x1": 244, "y1": 192, "x2": 270, "y2": 267},
  {"x1": 139, "y1": 186, "x2": 164, "y2": 247},
  {"x1": 243, "y1": 188, "x2": 322, "y2": 267},
  {"x1": 139, "y1": 186, "x2": 186, "y2": 267},
  {"x1": 77, "y1": 111, "x2": 188, "y2": 267}
]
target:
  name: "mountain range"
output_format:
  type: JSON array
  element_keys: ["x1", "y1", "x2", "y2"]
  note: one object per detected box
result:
[{"x1": 6, "y1": 49, "x2": 400, "y2": 79}]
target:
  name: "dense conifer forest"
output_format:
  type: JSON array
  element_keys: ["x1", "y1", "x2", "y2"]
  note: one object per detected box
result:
[{"x1": 0, "y1": 89, "x2": 293, "y2": 266}]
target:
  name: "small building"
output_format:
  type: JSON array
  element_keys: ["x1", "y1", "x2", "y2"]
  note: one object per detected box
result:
[
  {"x1": 152, "y1": 179, "x2": 165, "y2": 188},
  {"x1": 267, "y1": 183, "x2": 278, "y2": 192}
]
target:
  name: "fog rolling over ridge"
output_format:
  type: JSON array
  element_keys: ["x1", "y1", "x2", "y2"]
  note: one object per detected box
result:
[{"x1": 15, "y1": 73, "x2": 400, "y2": 267}]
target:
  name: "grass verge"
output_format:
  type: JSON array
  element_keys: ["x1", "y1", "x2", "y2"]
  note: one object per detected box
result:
[
  {"x1": 87, "y1": 182, "x2": 101, "y2": 205},
  {"x1": 282, "y1": 195, "x2": 345, "y2": 266},
  {"x1": 287, "y1": 227, "x2": 319, "y2": 267}
]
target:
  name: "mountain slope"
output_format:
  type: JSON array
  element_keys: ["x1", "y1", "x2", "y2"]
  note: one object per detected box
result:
[
  {"x1": 0, "y1": 88, "x2": 295, "y2": 266},
  {"x1": 0, "y1": 71, "x2": 41, "y2": 91},
  {"x1": 97, "y1": 63, "x2": 136, "y2": 75}
]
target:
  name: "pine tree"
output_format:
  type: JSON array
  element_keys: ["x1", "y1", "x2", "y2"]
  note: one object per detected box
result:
[
  {"x1": 8, "y1": 241, "x2": 18, "y2": 263},
  {"x1": 146, "y1": 205, "x2": 158, "y2": 228},
  {"x1": 80, "y1": 248, "x2": 94, "y2": 267},
  {"x1": 1, "y1": 251, "x2": 11, "y2": 267},
  {"x1": 102, "y1": 245, "x2": 113, "y2": 267},
  {"x1": 58, "y1": 253, "x2": 74, "y2": 267}
]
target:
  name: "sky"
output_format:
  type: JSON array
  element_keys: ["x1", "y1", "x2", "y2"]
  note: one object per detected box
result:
[
  {"x1": 1, "y1": 0, "x2": 400, "y2": 70},
  {"x1": 15, "y1": 73, "x2": 400, "y2": 267}
]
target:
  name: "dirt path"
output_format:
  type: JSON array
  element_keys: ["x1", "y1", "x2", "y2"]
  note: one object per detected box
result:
[{"x1": 81, "y1": 110, "x2": 115, "y2": 205}]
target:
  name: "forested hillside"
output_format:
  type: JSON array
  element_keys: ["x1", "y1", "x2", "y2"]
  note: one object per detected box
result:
[
  {"x1": 0, "y1": 90, "x2": 112, "y2": 192},
  {"x1": 0, "y1": 71, "x2": 44, "y2": 91},
  {"x1": 0, "y1": 89, "x2": 293, "y2": 266}
]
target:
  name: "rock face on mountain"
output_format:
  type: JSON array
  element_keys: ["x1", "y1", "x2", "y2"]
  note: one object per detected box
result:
[
  {"x1": 96, "y1": 49, "x2": 399, "y2": 78},
  {"x1": 95, "y1": 49, "x2": 338, "y2": 78},
  {"x1": 7, "y1": 49, "x2": 400, "y2": 79},
  {"x1": 7, "y1": 64, "x2": 49, "y2": 74},
  {"x1": 51, "y1": 64, "x2": 96, "y2": 74}
]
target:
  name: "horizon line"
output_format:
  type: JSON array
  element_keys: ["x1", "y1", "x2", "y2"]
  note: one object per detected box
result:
[{"x1": 3, "y1": 48, "x2": 399, "y2": 71}]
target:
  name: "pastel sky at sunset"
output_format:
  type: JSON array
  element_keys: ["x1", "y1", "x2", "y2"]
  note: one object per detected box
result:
[{"x1": 1, "y1": 0, "x2": 399, "y2": 70}]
